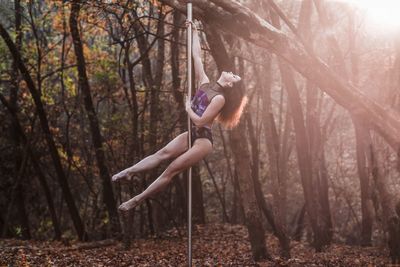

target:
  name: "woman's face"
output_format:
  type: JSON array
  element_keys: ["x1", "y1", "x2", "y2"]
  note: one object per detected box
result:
[{"x1": 222, "y1": 71, "x2": 241, "y2": 86}]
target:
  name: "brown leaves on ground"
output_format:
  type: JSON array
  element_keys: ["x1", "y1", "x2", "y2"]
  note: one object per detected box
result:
[{"x1": 0, "y1": 223, "x2": 389, "y2": 266}]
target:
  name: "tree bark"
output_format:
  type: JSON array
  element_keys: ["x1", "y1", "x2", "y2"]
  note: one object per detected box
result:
[{"x1": 69, "y1": 0, "x2": 121, "y2": 235}]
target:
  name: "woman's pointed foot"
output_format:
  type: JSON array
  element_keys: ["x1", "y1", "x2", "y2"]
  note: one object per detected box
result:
[
  {"x1": 112, "y1": 169, "x2": 135, "y2": 182},
  {"x1": 119, "y1": 197, "x2": 140, "y2": 212}
]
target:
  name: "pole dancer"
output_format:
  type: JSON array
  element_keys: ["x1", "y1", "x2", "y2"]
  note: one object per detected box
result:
[
  {"x1": 112, "y1": 18, "x2": 246, "y2": 209},
  {"x1": 112, "y1": 14, "x2": 247, "y2": 264}
]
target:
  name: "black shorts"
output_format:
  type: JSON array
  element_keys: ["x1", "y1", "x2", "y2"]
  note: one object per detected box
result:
[{"x1": 191, "y1": 127, "x2": 213, "y2": 146}]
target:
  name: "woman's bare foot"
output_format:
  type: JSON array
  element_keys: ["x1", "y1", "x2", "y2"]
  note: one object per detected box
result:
[
  {"x1": 119, "y1": 197, "x2": 141, "y2": 212},
  {"x1": 112, "y1": 168, "x2": 135, "y2": 182}
]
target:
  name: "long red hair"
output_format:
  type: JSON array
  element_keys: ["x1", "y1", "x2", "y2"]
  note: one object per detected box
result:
[{"x1": 217, "y1": 81, "x2": 247, "y2": 129}]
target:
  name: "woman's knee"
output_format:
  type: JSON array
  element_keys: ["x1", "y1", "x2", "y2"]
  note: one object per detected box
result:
[
  {"x1": 163, "y1": 162, "x2": 182, "y2": 181},
  {"x1": 159, "y1": 170, "x2": 176, "y2": 184},
  {"x1": 155, "y1": 133, "x2": 188, "y2": 161}
]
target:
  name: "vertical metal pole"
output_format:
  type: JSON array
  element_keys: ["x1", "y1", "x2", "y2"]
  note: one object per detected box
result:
[{"x1": 186, "y1": 2, "x2": 193, "y2": 267}]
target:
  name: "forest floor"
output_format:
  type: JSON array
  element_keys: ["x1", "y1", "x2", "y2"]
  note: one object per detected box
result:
[{"x1": 0, "y1": 223, "x2": 390, "y2": 266}]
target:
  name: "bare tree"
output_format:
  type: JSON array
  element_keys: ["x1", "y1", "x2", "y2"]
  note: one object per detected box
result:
[{"x1": 69, "y1": 0, "x2": 121, "y2": 236}]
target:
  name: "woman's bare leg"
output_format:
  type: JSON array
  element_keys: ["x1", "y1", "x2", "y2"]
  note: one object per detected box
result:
[
  {"x1": 119, "y1": 138, "x2": 212, "y2": 211},
  {"x1": 112, "y1": 132, "x2": 189, "y2": 182}
]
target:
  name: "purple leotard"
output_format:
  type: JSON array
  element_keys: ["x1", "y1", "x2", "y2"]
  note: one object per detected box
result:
[
  {"x1": 190, "y1": 83, "x2": 222, "y2": 145},
  {"x1": 191, "y1": 89, "x2": 210, "y2": 117}
]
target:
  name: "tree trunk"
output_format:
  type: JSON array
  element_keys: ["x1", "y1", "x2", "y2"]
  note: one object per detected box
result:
[
  {"x1": 171, "y1": 10, "x2": 188, "y2": 225},
  {"x1": 230, "y1": 125, "x2": 271, "y2": 261},
  {"x1": 69, "y1": 0, "x2": 121, "y2": 236},
  {"x1": 192, "y1": 166, "x2": 206, "y2": 224},
  {"x1": 204, "y1": 159, "x2": 229, "y2": 222},
  {"x1": 299, "y1": 0, "x2": 333, "y2": 246},
  {"x1": 10, "y1": 0, "x2": 30, "y2": 240},
  {"x1": 170, "y1": 11, "x2": 187, "y2": 224},
  {"x1": 244, "y1": 72, "x2": 291, "y2": 256},
  {"x1": 0, "y1": 22, "x2": 87, "y2": 241},
  {"x1": 354, "y1": 121, "x2": 373, "y2": 245},
  {"x1": 204, "y1": 19, "x2": 270, "y2": 261},
  {"x1": 131, "y1": 8, "x2": 157, "y2": 235},
  {"x1": 15, "y1": 184, "x2": 30, "y2": 239},
  {"x1": 151, "y1": 6, "x2": 166, "y2": 233},
  {"x1": 218, "y1": 125, "x2": 241, "y2": 224},
  {"x1": 317, "y1": 0, "x2": 373, "y2": 246},
  {"x1": 279, "y1": 60, "x2": 324, "y2": 250},
  {"x1": 293, "y1": 203, "x2": 307, "y2": 241},
  {"x1": 124, "y1": 44, "x2": 139, "y2": 161},
  {"x1": 345, "y1": 8, "x2": 374, "y2": 246},
  {"x1": 266, "y1": 5, "x2": 324, "y2": 250},
  {"x1": 256, "y1": 57, "x2": 291, "y2": 257},
  {"x1": 171, "y1": 10, "x2": 184, "y2": 109},
  {"x1": 305, "y1": 81, "x2": 333, "y2": 246}
]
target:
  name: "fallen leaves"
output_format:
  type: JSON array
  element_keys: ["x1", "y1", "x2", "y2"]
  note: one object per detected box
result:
[{"x1": 0, "y1": 223, "x2": 389, "y2": 266}]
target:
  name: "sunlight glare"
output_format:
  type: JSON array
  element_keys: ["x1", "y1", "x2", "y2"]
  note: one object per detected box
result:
[{"x1": 344, "y1": 0, "x2": 400, "y2": 29}]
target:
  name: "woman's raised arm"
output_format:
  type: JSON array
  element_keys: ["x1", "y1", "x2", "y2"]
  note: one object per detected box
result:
[{"x1": 189, "y1": 21, "x2": 209, "y2": 87}]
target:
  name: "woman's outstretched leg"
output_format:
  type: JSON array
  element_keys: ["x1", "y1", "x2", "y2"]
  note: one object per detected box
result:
[
  {"x1": 119, "y1": 138, "x2": 212, "y2": 211},
  {"x1": 112, "y1": 132, "x2": 189, "y2": 182}
]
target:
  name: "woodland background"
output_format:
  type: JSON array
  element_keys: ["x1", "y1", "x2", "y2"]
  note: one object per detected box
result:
[{"x1": 1, "y1": 0, "x2": 400, "y2": 265}]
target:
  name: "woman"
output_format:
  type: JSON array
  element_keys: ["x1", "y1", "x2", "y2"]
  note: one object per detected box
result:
[{"x1": 113, "y1": 21, "x2": 247, "y2": 212}]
